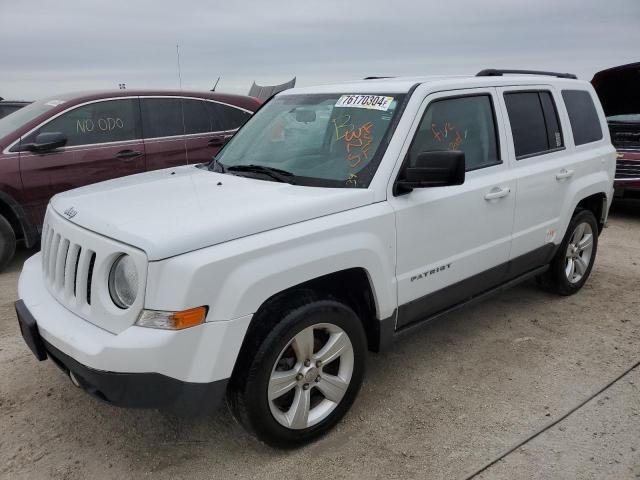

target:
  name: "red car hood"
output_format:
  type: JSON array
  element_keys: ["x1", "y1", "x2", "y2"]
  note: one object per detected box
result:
[{"x1": 592, "y1": 62, "x2": 640, "y2": 117}]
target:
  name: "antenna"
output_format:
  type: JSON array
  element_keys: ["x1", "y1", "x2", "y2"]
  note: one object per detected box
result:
[
  {"x1": 176, "y1": 43, "x2": 183, "y2": 89},
  {"x1": 211, "y1": 76, "x2": 221, "y2": 92}
]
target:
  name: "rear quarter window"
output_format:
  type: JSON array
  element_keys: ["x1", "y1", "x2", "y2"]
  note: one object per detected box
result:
[{"x1": 561, "y1": 90, "x2": 603, "y2": 146}]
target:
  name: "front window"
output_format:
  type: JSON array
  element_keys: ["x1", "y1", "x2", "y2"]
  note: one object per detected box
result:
[
  {"x1": 212, "y1": 93, "x2": 405, "y2": 188},
  {"x1": 21, "y1": 99, "x2": 140, "y2": 148},
  {"x1": 408, "y1": 95, "x2": 500, "y2": 171}
]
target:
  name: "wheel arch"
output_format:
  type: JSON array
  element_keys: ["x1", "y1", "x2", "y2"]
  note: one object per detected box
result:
[
  {"x1": 575, "y1": 192, "x2": 608, "y2": 233},
  {"x1": 0, "y1": 191, "x2": 38, "y2": 247},
  {"x1": 236, "y1": 268, "x2": 383, "y2": 359}
]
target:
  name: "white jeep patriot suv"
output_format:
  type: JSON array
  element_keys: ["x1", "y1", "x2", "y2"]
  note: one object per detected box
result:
[{"x1": 16, "y1": 70, "x2": 615, "y2": 447}]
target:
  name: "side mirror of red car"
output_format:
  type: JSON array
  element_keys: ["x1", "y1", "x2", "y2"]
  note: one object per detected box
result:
[{"x1": 24, "y1": 132, "x2": 67, "y2": 153}]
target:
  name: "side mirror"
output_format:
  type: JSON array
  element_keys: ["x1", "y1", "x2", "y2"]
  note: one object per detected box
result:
[
  {"x1": 396, "y1": 150, "x2": 465, "y2": 194},
  {"x1": 24, "y1": 132, "x2": 67, "y2": 153}
]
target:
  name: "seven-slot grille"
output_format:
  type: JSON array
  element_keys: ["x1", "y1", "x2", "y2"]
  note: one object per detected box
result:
[
  {"x1": 41, "y1": 220, "x2": 97, "y2": 306},
  {"x1": 39, "y1": 206, "x2": 146, "y2": 334},
  {"x1": 615, "y1": 159, "x2": 640, "y2": 180}
]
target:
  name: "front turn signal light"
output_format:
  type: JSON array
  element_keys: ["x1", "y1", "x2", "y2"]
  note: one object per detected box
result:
[{"x1": 136, "y1": 306, "x2": 208, "y2": 330}]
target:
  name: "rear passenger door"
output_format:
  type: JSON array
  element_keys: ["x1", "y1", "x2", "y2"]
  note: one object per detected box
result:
[
  {"x1": 140, "y1": 97, "x2": 188, "y2": 171},
  {"x1": 497, "y1": 87, "x2": 571, "y2": 274}
]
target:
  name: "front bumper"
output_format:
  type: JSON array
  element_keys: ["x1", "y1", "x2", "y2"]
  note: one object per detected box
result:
[
  {"x1": 16, "y1": 299, "x2": 227, "y2": 414},
  {"x1": 17, "y1": 253, "x2": 253, "y2": 414}
]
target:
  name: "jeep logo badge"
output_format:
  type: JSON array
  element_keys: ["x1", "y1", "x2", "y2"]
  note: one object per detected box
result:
[{"x1": 63, "y1": 207, "x2": 78, "y2": 219}]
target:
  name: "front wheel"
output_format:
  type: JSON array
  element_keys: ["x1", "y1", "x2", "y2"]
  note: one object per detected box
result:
[
  {"x1": 0, "y1": 214, "x2": 16, "y2": 273},
  {"x1": 538, "y1": 209, "x2": 599, "y2": 295},
  {"x1": 228, "y1": 296, "x2": 367, "y2": 448}
]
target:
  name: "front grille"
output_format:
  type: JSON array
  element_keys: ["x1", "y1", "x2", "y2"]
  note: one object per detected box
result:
[
  {"x1": 615, "y1": 159, "x2": 640, "y2": 180},
  {"x1": 40, "y1": 206, "x2": 147, "y2": 334},
  {"x1": 41, "y1": 221, "x2": 96, "y2": 306}
]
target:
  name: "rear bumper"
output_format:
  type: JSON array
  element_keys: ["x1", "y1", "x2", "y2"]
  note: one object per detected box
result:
[{"x1": 15, "y1": 299, "x2": 228, "y2": 415}]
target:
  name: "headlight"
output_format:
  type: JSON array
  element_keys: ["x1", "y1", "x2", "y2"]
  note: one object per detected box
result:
[{"x1": 108, "y1": 254, "x2": 139, "y2": 309}]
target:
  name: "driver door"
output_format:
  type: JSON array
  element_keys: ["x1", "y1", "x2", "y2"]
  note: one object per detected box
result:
[
  {"x1": 18, "y1": 98, "x2": 146, "y2": 228},
  {"x1": 388, "y1": 88, "x2": 516, "y2": 329}
]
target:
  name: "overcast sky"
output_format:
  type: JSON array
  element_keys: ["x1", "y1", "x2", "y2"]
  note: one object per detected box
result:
[{"x1": 1, "y1": 0, "x2": 638, "y2": 100}]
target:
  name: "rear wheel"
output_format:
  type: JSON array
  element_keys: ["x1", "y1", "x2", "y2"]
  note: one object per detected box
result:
[
  {"x1": 0, "y1": 214, "x2": 16, "y2": 272},
  {"x1": 228, "y1": 294, "x2": 367, "y2": 448},
  {"x1": 537, "y1": 209, "x2": 598, "y2": 295}
]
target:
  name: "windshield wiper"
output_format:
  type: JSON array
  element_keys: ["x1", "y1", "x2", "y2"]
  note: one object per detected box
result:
[{"x1": 226, "y1": 164, "x2": 296, "y2": 184}]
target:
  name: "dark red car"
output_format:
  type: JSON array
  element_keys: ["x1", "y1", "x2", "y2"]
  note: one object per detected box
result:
[
  {"x1": 592, "y1": 63, "x2": 640, "y2": 199},
  {"x1": 0, "y1": 90, "x2": 261, "y2": 270}
]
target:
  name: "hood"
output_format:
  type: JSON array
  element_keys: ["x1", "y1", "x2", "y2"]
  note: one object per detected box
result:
[
  {"x1": 51, "y1": 166, "x2": 375, "y2": 260},
  {"x1": 592, "y1": 62, "x2": 640, "y2": 118}
]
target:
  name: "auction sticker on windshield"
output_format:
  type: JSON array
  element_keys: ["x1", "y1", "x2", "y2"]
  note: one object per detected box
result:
[{"x1": 335, "y1": 95, "x2": 394, "y2": 111}]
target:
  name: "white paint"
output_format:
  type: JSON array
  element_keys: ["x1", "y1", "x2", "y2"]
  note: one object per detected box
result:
[{"x1": 19, "y1": 74, "x2": 616, "y2": 388}]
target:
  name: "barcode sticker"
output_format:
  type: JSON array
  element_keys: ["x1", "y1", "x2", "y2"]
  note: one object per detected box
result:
[{"x1": 335, "y1": 95, "x2": 394, "y2": 111}]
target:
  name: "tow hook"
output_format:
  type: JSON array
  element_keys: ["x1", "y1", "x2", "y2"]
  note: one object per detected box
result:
[{"x1": 69, "y1": 371, "x2": 81, "y2": 388}]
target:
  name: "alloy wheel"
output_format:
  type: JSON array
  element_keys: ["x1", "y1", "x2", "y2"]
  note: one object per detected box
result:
[
  {"x1": 268, "y1": 323, "x2": 354, "y2": 430},
  {"x1": 565, "y1": 221, "x2": 594, "y2": 284}
]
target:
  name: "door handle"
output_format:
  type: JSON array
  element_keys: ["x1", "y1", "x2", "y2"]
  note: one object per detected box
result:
[
  {"x1": 115, "y1": 149, "x2": 142, "y2": 160},
  {"x1": 208, "y1": 136, "x2": 226, "y2": 148},
  {"x1": 555, "y1": 168, "x2": 575, "y2": 181},
  {"x1": 484, "y1": 187, "x2": 511, "y2": 201}
]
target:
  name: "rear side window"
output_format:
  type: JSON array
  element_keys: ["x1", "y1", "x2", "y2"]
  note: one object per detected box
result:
[
  {"x1": 182, "y1": 99, "x2": 220, "y2": 135},
  {"x1": 23, "y1": 99, "x2": 140, "y2": 147},
  {"x1": 562, "y1": 90, "x2": 603, "y2": 146},
  {"x1": 504, "y1": 91, "x2": 564, "y2": 159},
  {"x1": 409, "y1": 94, "x2": 500, "y2": 171},
  {"x1": 141, "y1": 98, "x2": 184, "y2": 138},
  {"x1": 210, "y1": 103, "x2": 252, "y2": 130}
]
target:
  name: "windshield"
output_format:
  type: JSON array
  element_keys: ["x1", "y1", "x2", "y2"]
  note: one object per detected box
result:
[
  {"x1": 607, "y1": 113, "x2": 640, "y2": 123},
  {"x1": 0, "y1": 99, "x2": 60, "y2": 140},
  {"x1": 212, "y1": 93, "x2": 405, "y2": 188}
]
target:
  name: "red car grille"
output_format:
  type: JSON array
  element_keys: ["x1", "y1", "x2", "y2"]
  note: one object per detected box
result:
[{"x1": 615, "y1": 159, "x2": 640, "y2": 180}]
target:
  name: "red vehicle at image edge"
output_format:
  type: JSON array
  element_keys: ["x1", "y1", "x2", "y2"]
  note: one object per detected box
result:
[
  {"x1": 0, "y1": 90, "x2": 261, "y2": 270},
  {"x1": 592, "y1": 62, "x2": 640, "y2": 199}
]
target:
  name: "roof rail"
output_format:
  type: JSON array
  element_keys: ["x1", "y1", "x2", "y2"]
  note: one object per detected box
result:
[
  {"x1": 476, "y1": 69, "x2": 577, "y2": 80},
  {"x1": 363, "y1": 76, "x2": 395, "y2": 80}
]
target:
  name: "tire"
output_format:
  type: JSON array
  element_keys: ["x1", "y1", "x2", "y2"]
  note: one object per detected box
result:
[
  {"x1": 0, "y1": 214, "x2": 16, "y2": 272},
  {"x1": 537, "y1": 209, "x2": 599, "y2": 296},
  {"x1": 227, "y1": 292, "x2": 367, "y2": 448}
]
